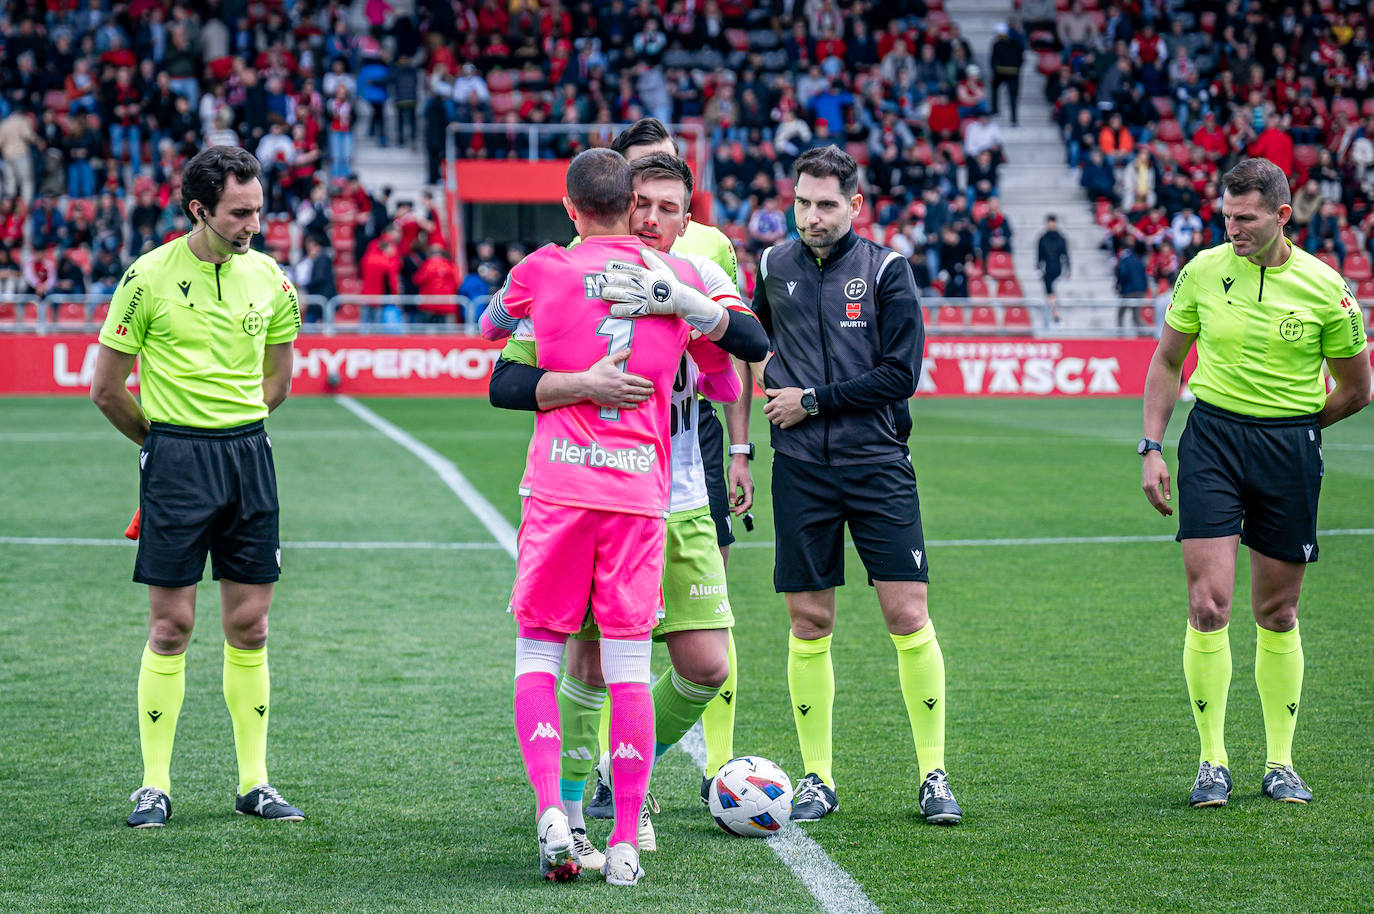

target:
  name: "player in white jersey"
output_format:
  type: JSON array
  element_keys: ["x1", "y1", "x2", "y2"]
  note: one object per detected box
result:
[{"x1": 488, "y1": 154, "x2": 769, "y2": 863}]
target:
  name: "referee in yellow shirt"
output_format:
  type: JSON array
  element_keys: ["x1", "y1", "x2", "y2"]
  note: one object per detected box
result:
[
  {"x1": 91, "y1": 146, "x2": 305, "y2": 828},
  {"x1": 1141, "y1": 158, "x2": 1370, "y2": 808}
]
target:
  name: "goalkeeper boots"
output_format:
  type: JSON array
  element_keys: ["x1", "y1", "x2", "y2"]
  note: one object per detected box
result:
[
  {"x1": 1261, "y1": 764, "x2": 1313, "y2": 804},
  {"x1": 537, "y1": 806, "x2": 581, "y2": 882},
  {"x1": 789, "y1": 773, "x2": 838, "y2": 821},
  {"x1": 236, "y1": 783, "x2": 305, "y2": 821},
  {"x1": 1188, "y1": 761, "x2": 1233, "y2": 808},
  {"x1": 127, "y1": 787, "x2": 171, "y2": 828},
  {"x1": 918, "y1": 769, "x2": 963, "y2": 825},
  {"x1": 601, "y1": 841, "x2": 645, "y2": 887}
]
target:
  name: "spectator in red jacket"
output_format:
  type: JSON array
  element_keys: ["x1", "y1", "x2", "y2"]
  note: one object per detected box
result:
[
  {"x1": 414, "y1": 243, "x2": 460, "y2": 321},
  {"x1": 1249, "y1": 112, "x2": 1295, "y2": 176},
  {"x1": 359, "y1": 227, "x2": 402, "y2": 322},
  {"x1": 1191, "y1": 112, "x2": 1228, "y2": 159}
]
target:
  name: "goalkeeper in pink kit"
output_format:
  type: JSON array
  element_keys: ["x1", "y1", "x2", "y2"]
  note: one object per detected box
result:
[{"x1": 479, "y1": 148, "x2": 737, "y2": 886}]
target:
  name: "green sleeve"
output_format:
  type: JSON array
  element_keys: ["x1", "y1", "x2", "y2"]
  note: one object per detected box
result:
[
  {"x1": 97, "y1": 265, "x2": 151, "y2": 354},
  {"x1": 715, "y1": 230, "x2": 739, "y2": 286},
  {"x1": 1322, "y1": 283, "x2": 1368, "y2": 359},
  {"x1": 1164, "y1": 261, "x2": 1200, "y2": 334},
  {"x1": 266, "y1": 269, "x2": 302, "y2": 344},
  {"x1": 502, "y1": 337, "x2": 538, "y2": 367}
]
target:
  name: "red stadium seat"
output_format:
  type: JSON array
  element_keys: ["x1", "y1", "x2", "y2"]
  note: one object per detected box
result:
[
  {"x1": 971, "y1": 199, "x2": 990, "y2": 222},
  {"x1": 968, "y1": 275, "x2": 991, "y2": 298},
  {"x1": 334, "y1": 260, "x2": 357, "y2": 280},
  {"x1": 1140, "y1": 306, "x2": 1156, "y2": 325},
  {"x1": 1151, "y1": 97, "x2": 1175, "y2": 119},
  {"x1": 1199, "y1": 10, "x2": 1216, "y2": 31},
  {"x1": 1037, "y1": 51, "x2": 1059, "y2": 76},
  {"x1": 970, "y1": 305, "x2": 998, "y2": 327},
  {"x1": 938, "y1": 142, "x2": 965, "y2": 167},
  {"x1": 1003, "y1": 305, "x2": 1032, "y2": 329},
  {"x1": 845, "y1": 141, "x2": 870, "y2": 166},
  {"x1": 66, "y1": 198, "x2": 96, "y2": 222},
  {"x1": 264, "y1": 219, "x2": 291, "y2": 244},
  {"x1": 93, "y1": 302, "x2": 110, "y2": 322},
  {"x1": 965, "y1": 258, "x2": 983, "y2": 280},
  {"x1": 56, "y1": 302, "x2": 87, "y2": 324},
  {"x1": 1154, "y1": 119, "x2": 1183, "y2": 143},
  {"x1": 1315, "y1": 251, "x2": 1340, "y2": 270},
  {"x1": 1356, "y1": 278, "x2": 1374, "y2": 300},
  {"x1": 1294, "y1": 145, "x2": 1320, "y2": 171},
  {"x1": 1340, "y1": 226, "x2": 1360, "y2": 251},
  {"x1": 725, "y1": 28, "x2": 750, "y2": 51},
  {"x1": 486, "y1": 70, "x2": 517, "y2": 93},
  {"x1": 1331, "y1": 97, "x2": 1359, "y2": 121},
  {"x1": 0, "y1": 302, "x2": 17, "y2": 323},
  {"x1": 986, "y1": 251, "x2": 1015, "y2": 280},
  {"x1": 1344, "y1": 253, "x2": 1372, "y2": 282},
  {"x1": 337, "y1": 277, "x2": 363, "y2": 296},
  {"x1": 937, "y1": 304, "x2": 965, "y2": 326},
  {"x1": 998, "y1": 276, "x2": 1024, "y2": 298},
  {"x1": 66, "y1": 246, "x2": 91, "y2": 275},
  {"x1": 489, "y1": 91, "x2": 518, "y2": 117},
  {"x1": 1095, "y1": 198, "x2": 1113, "y2": 225},
  {"x1": 334, "y1": 302, "x2": 360, "y2": 323},
  {"x1": 775, "y1": 176, "x2": 795, "y2": 202},
  {"x1": 1169, "y1": 143, "x2": 1191, "y2": 167}
]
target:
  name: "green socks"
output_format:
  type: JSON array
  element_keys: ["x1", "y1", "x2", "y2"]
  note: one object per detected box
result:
[
  {"x1": 558, "y1": 674, "x2": 605, "y2": 784},
  {"x1": 892, "y1": 624, "x2": 946, "y2": 779},
  {"x1": 653, "y1": 669, "x2": 718, "y2": 757},
  {"x1": 788, "y1": 633, "x2": 835, "y2": 787},
  {"x1": 700, "y1": 630, "x2": 738, "y2": 777},
  {"x1": 1255, "y1": 623, "x2": 1303, "y2": 768},
  {"x1": 1184, "y1": 624, "x2": 1231, "y2": 768},
  {"x1": 137, "y1": 643, "x2": 186, "y2": 794},
  {"x1": 223, "y1": 642, "x2": 270, "y2": 796}
]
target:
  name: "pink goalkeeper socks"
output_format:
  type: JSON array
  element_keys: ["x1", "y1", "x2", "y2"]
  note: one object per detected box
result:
[
  {"x1": 513, "y1": 671, "x2": 563, "y2": 815},
  {"x1": 606, "y1": 681, "x2": 654, "y2": 847}
]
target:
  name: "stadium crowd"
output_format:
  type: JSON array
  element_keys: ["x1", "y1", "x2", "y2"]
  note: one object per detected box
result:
[
  {"x1": 1039, "y1": 0, "x2": 1374, "y2": 317},
  {"x1": 4, "y1": 0, "x2": 1374, "y2": 320}
]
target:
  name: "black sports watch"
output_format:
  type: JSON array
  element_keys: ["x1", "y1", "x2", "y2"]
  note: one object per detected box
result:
[
  {"x1": 1137, "y1": 437, "x2": 1163, "y2": 456},
  {"x1": 728, "y1": 443, "x2": 755, "y2": 460},
  {"x1": 800, "y1": 388, "x2": 819, "y2": 416}
]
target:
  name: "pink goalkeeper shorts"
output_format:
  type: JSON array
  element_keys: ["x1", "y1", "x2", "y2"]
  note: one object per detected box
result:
[{"x1": 510, "y1": 498, "x2": 665, "y2": 638}]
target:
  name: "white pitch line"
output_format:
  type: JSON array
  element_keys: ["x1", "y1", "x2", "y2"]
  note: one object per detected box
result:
[
  {"x1": 679, "y1": 724, "x2": 885, "y2": 914},
  {"x1": 334, "y1": 395, "x2": 517, "y2": 558}
]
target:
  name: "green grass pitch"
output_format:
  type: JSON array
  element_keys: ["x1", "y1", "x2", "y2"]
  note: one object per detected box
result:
[{"x1": 1, "y1": 395, "x2": 1371, "y2": 912}]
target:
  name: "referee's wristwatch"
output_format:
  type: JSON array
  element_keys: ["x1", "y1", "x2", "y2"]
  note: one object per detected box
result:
[
  {"x1": 800, "y1": 388, "x2": 820, "y2": 416},
  {"x1": 728, "y1": 443, "x2": 755, "y2": 460},
  {"x1": 1137, "y1": 437, "x2": 1163, "y2": 456}
]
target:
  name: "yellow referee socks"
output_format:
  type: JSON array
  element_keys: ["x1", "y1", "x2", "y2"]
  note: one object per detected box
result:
[
  {"x1": 892, "y1": 624, "x2": 945, "y2": 779},
  {"x1": 223, "y1": 642, "x2": 270, "y2": 796},
  {"x1": 1184, "y1": 624, "x2": 1231, "y2": 768},
  {"x1": 137, "y1": 643, "x2": 185, "y2": 794},
  {"x1": 700, "y1": 630, "x2": 738, "y2": 777},
  {"x1": 1255, "y1": 623, "x2": 1303, "y2": 769},
  {"x1": 788, "y1": 633, "x2": 835, "y2": 787}
]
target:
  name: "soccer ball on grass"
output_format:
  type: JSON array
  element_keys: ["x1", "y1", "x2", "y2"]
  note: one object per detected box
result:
[{"x1": 707, "y1": 756, "x2": 793, "y2": 837}]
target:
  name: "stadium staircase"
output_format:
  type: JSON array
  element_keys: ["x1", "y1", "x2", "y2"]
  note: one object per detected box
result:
[
  {"x1": 352, "y1": 119, "x2": 433, "y2": 208},
  {"x1": 946, "y1": 0, "x2": 1119, "y2": 321}
]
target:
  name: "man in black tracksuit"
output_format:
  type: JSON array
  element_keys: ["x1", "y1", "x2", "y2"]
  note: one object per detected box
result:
[{"x1": 751, "y1": 146, "x2": 964, "y2": 825}]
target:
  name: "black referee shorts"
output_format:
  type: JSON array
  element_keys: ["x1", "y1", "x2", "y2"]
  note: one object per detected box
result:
[
  {"x1": 771, "y1": 451, "x2": 929, "y2": 592},
  {"x1": 697, "y1": 398, "x2": 735, "y2": 548},
  {"x1": 135, "y1": 420, "x2": 282, "y2": 587},
  {"x1": 1176, "y1": 399, "x2": 1323, "y2": 564}
]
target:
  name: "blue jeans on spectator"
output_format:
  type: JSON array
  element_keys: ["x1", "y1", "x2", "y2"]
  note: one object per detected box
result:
[
  {"x1": 1067, "y1": 140, "x2": 1086, "y2": 169},
  {"x1": 168, "y1": 78, "x2": 199, "y2": 104},
  {"x1": 330, "y1": 129, "x2": 354, "y2": 177},
  {"x1": 67, "y1": 160, "x2": 96, "y2": 198},
  {"x1": 111, "y1": 125, "x2": 142, "y2": 175}
]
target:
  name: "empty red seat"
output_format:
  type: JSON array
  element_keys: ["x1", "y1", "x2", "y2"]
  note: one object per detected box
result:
[
  {"x1": 1314, "y1": 251, "x2": 1341, "y2": 269},
  {"x1": 1331, "y1": 97, "x2": 1359, "y2": 121},
  {"x1": 845, "y1": 141, "x2": 870, "y2": 166},
  {"x1": 968, "y1": 275, "x2": 991, "y2": 298},
  {"x1": 1344, "y1": 253, "x2": 1372, "y2": 282},
  {"x1": 56, "y1": 302, "x2": 87, "y2": 323},
  {"x1": 93, "y1": 302, "x2": 110, "y2": 322},
  {"x1": 334, "y1": 302, "x2": 360, "y2": 323},
  {"x1": 1003, "y1": 305, "x2": 1032, "y2": 328},
  {"x1": 337, "y1": 277, "x2": 363, "y2": 296},
  {"x1": 1356, "y1": 278, "x2": 1374, "y2": 300},
  {"x1": 937, "y1": 304, "x2": 965, "y2": 326},
  {"x1": 999, "y1": 276, "x2": 1025, "y2": 298},
  {"x1": 970, "y1": 305, "x2": 998, "y2": 327},
  {"x1": 1154, "y1": 119, "x2": 1183, "y2": 142},
  {"x1": 0, "y1": 302, "x2": 18, "y2": 323},
  {"x1": 986, "y1": 251, "x2": 1015, "y2": 280}
]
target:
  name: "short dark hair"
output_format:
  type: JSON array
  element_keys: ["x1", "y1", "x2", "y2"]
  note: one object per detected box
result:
[
  {"x1": 611, "y1": 118, "x2": 673, "y2": 156},
  {"x1": 566, "y1": 148, "x2": 634, "y2": 224},
  {"x1": 182, "y1": 146, "x2": 262, "y2": 222},
  {"x1": 630, "y1": 152, "x2": 693, "y2": 200},
  {"x1": 1221, "y1": 158, "x2": 1291, "y2": 211},
  {"x1": 794, "y1": 145, "x2": 860, "y2": 197}
]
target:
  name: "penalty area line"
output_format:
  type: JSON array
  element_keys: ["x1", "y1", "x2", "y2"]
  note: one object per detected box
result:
[{"x1": 334, "y1": 395, "x2": 517, "y2": 559}]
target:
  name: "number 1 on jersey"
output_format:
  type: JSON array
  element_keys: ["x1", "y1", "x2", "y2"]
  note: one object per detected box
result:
[{"x1": 595, "y1": 316, "x2": 635, "y2": 420}]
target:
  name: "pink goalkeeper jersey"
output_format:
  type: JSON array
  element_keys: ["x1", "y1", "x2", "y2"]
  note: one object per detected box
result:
[{"x1": 481, "y1": 235, "x2": 704, "y2": 518}]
